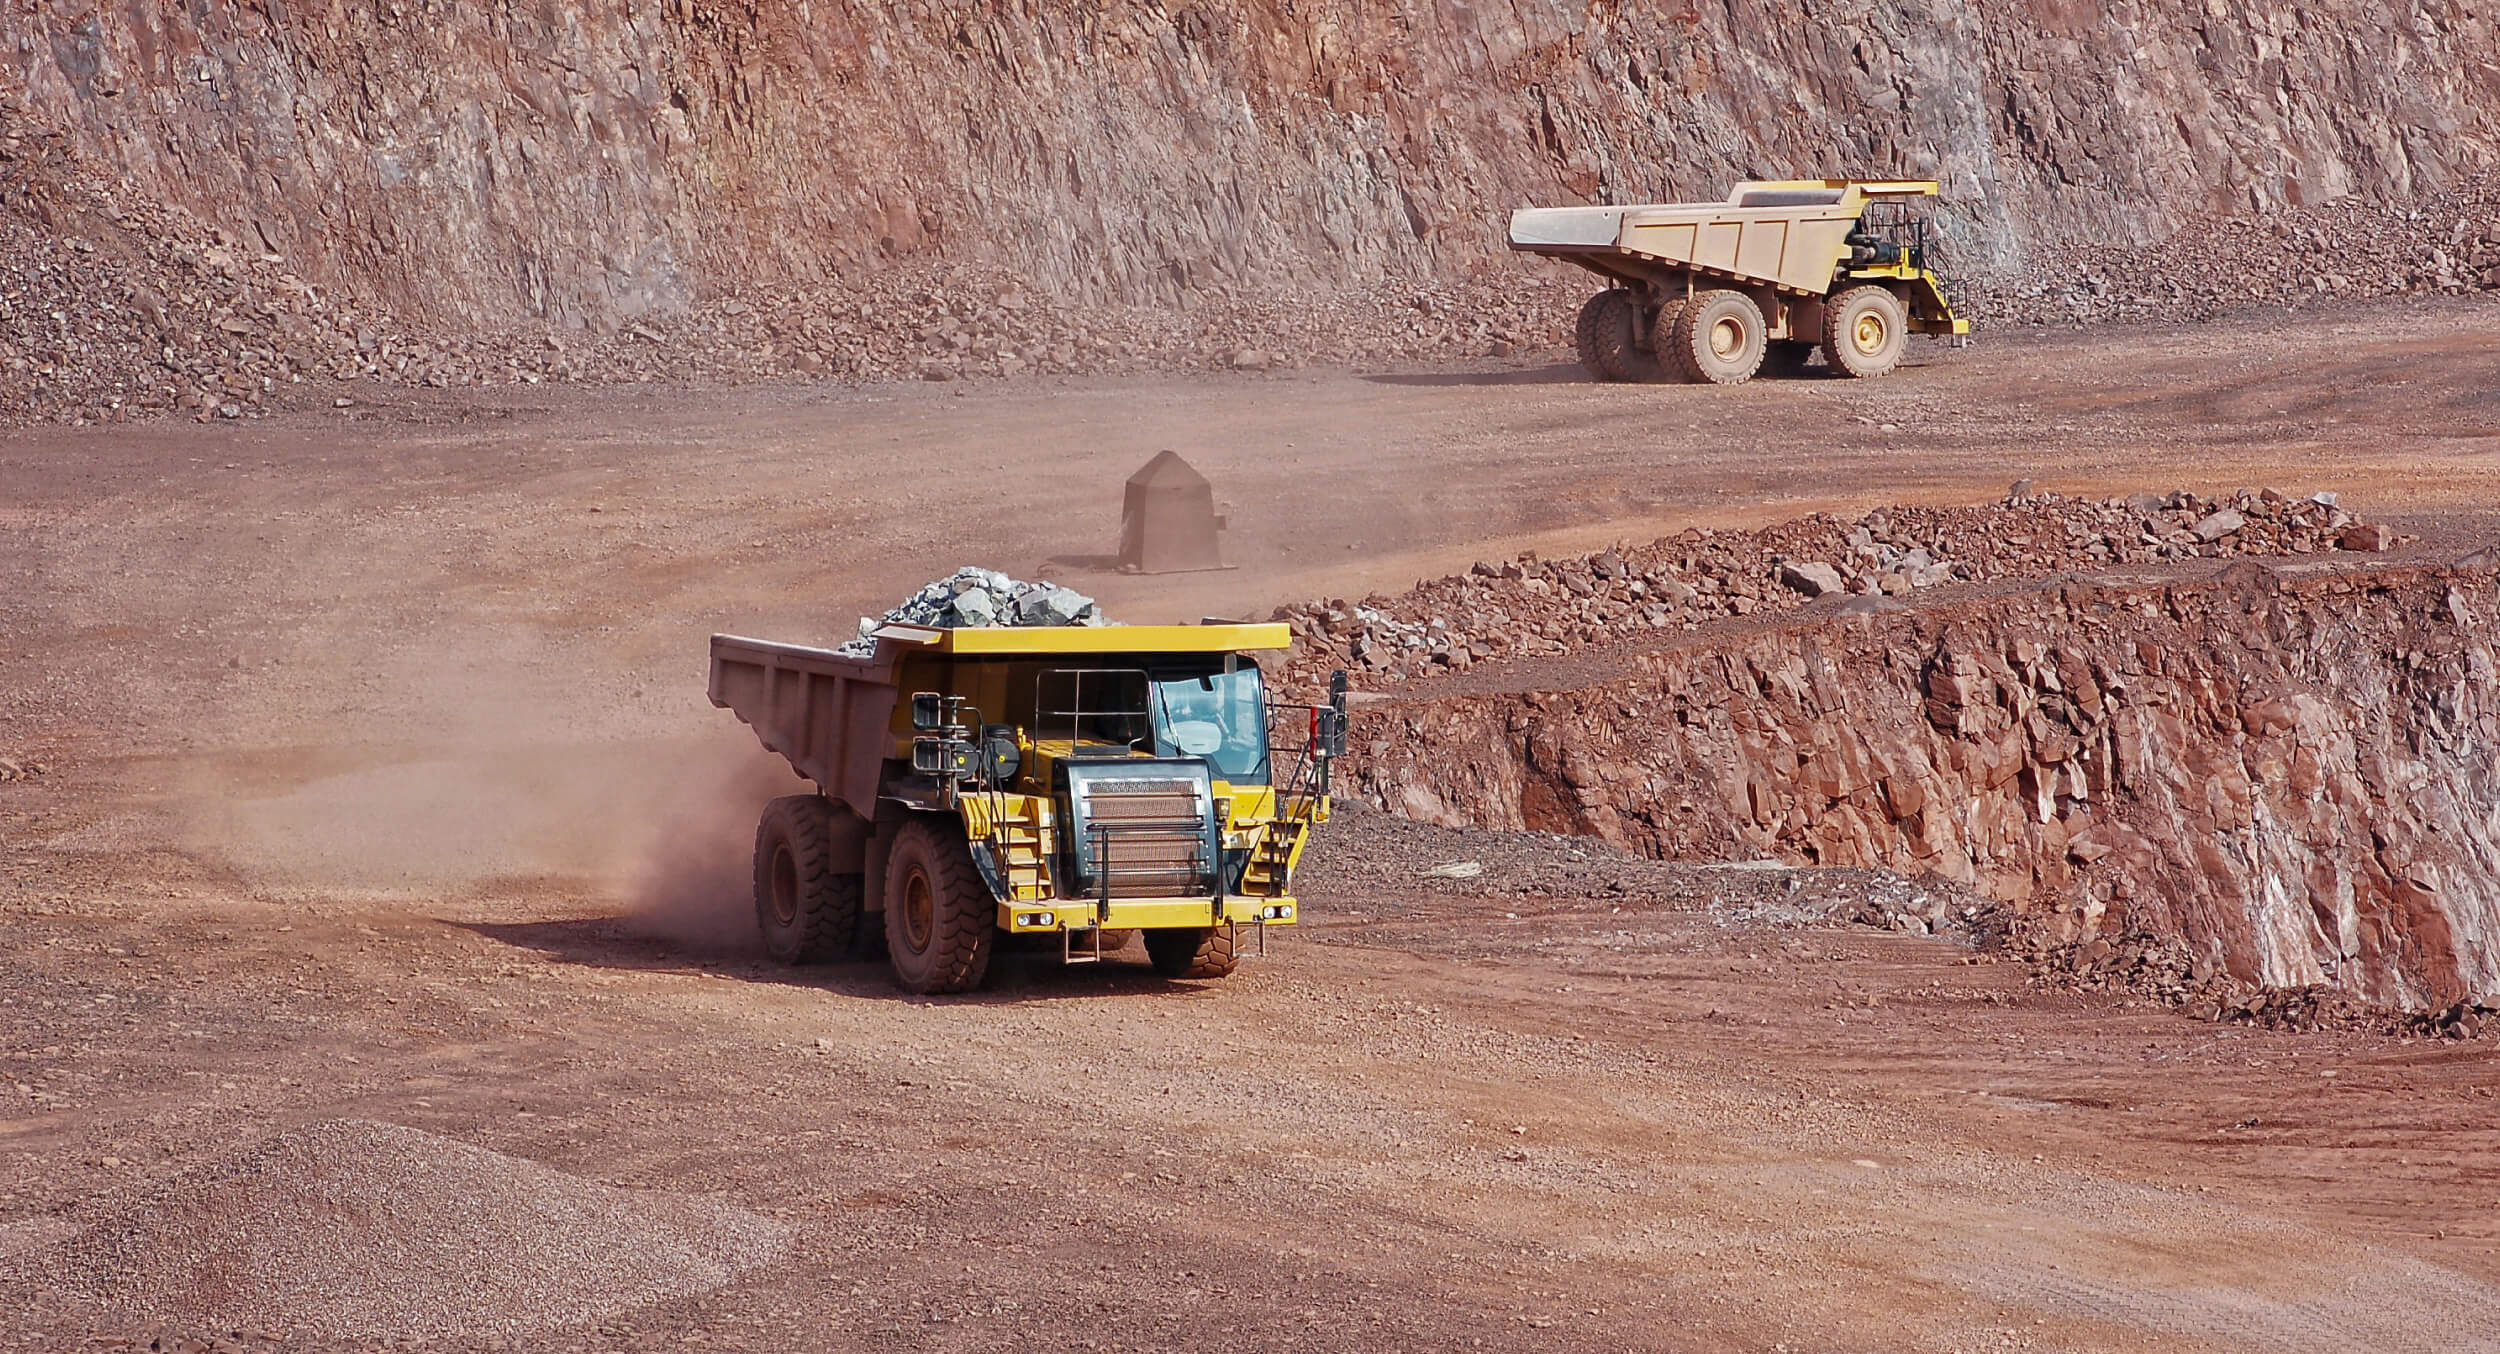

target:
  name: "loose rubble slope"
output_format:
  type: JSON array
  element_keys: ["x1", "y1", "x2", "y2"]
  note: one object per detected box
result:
[
  {"x1": 4, "y1": 1119, "x2": 788, "y2": 1342},
  {"x1": 1272, "y1": 485, "x2": 2395, "y2": 691}
]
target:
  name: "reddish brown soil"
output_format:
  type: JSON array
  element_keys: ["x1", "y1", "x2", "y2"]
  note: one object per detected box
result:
[{"x1": 4, "y1": 306, "x2": 2500, "y2": 1351}]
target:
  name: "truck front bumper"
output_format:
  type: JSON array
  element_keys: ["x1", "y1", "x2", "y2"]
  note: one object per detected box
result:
[{"x1": 998, "y1": 897, "x2": 1298, "y2": 933}]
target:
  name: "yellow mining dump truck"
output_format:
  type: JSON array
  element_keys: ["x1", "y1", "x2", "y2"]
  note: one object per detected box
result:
[
  {"x1": 710, "y1": 622, "x2": 1346, "y2": 993},
  {"x1": 1508, "y1": 179, "x2": 1971, "y2": 384}
]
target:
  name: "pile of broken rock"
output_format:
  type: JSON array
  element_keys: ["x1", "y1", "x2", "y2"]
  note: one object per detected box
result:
[
  {"x1": 1954, "y1": 165, "x2": 2500, "y2": 326},
  {"x1": 2018, "y1": 927, "x2": 2500, "y2": 1039},
  {"x1": 836, "y1": 567, "x2": 1107, "y2": 656},
  {"x1": 1271, "y1": 486, "x2": 2397, "y2": 692}
]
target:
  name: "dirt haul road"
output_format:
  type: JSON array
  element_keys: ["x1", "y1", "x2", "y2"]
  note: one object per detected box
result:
[{"x1": 3, "y1": 302, "x2": 2500, "y2": 1352}]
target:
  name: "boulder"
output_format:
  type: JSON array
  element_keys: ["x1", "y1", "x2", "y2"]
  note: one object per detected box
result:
[
  {"x1": 2190, "y1": 509, "x2": 2245, "y2": 542},
  {"x1": 1778, "y1": 562, "x2": 1847, "y2": 597}
]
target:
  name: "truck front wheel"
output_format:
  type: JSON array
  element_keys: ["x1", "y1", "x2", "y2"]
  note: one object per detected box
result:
[
  {"x1": 882, "y1": 821, "x2": 996, "y2": 994},
  {"x1": 1144, "y1": 925, "x2": 1240, "y2": 980},
  {"x1": 753, "y1": 795, "x2": 862, "y2": 965},
  {"x1": 1822, "y1": 285, "x2": 1907, "y2": 379}
]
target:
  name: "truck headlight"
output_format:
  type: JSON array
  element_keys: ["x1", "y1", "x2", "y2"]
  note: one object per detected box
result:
[
  {"x1": 912, "y1": 737, "x2": 973, "y2": 776},
  {"x1": 1260, "y1": 905, "x2": 1294, "y2": 921},
  {"x1": 1015, "y1": 912, "x2": 1057, "y2": 928}
]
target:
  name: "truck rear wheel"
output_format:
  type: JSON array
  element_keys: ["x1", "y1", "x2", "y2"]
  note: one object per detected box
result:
[
  {"x1": 1574, "y1": 290, "x2": 1661, "y2": 383},
  {"x1": 1144, "y1": 924, "x2": 1240, "y2": 980},
  {"x1": 1822, "y1": 285, "x2": 1907, "y2": 379},
  {"x1": 1647, "y1": 297, "x2": 1691, "y2": 382},
  {"x1": 882, "y1": 820, "x2": 995, "y2": 994},
  {"x1": 1665, "y1": 289, "x2": 1766, "y2": 385},
  {"x1": 753, "y1": 795, "x2": 861, "y2": 965}
]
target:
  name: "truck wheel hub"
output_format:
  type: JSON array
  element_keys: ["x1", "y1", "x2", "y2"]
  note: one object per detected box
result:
[
  {"x1": 902, "y1": 872, "x2": 935, "y2": 950},
  {"x1": 1853, "y1": 312, "x2": 1888, "y2": 353},
  {"x1": 1710, "y1": 317, "x2": 1745, "y2": 359},
  {"x1": 769, "y1": 846, "x2": 798, "y2": 925}
]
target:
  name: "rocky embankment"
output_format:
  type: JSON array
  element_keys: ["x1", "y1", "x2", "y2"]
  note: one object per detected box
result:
[
  {"x1": 6, "y1": 4, "x2": 2500, "y2": 424},
  {"x1": 1339, "y1": 550, "x2": 2500, "y2": 1012}
]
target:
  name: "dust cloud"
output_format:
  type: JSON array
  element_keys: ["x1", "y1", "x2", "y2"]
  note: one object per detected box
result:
[
  {"x1": 174, "y1": 636, "x2": 808, "y2": 958},
  {"x1": 619, "y1": 744, "x2": 808, "y2": 952}
]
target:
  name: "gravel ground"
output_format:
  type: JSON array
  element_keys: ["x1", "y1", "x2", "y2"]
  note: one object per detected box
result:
[
  {"x1": 4, "y1": 1119, "x2": 788, "y2": 1342},
  {"x1": 1302, "y1": 799, "x2": 1999, "y2": 936},
  {"x1": 4, "y1": 305, "x2": 2499, "y2": 1351}
]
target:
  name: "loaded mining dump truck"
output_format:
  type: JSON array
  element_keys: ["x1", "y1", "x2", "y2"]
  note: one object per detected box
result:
[
  {"x1": 710, "y1": 621, "x2": 1345, "y2": 993},
  {"x1": 1509, "y1": 178, "x2": 1971, "y2": 384}
]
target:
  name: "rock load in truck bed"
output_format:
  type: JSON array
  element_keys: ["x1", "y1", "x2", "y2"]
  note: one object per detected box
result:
[{"x1": 837, "y1": 567, "x2": 1110, "y2": 655}]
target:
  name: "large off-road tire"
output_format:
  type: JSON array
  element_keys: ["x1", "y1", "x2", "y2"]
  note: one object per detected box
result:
[
  {"x1": 1573, "y1": 290, "x2": 1618, "y2": 381},
  {"x1": 1664, "y1": 289, "x2": 1767, "y2": 385},
  {"x1": 1647, "y1": 296, "x2": 1692, "y2": 382},
  {"x1": 1144, "y1": 925, "x2": 1240, "y2": 980},
  {"x1": 1821, "y1": 284, "x2": 1908, "y2": 379},
  {"x1": 1759, "y1": 339, "x2": 1818, "y2": 379},
  {"x1": 1570, "y1": 292, "x2": 1630, "y2": 382},
  {"x1": 882, "y1": 820, "x2": 996, "y2": 994},
  {"x1": 1573, "y1": 290, "x2": 1663, "y2": 383},
  {"x1": 753, "y1": 795, "x2": 862, "y2": 965}
]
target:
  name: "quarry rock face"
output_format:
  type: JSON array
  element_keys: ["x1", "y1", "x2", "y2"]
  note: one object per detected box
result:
[
  {"x1": 1350, "y1": 562, "x2": 2500, "y2": 1012},
  {"x1": 8, "y1": 3, "x2": 2495, "y2": 331}
]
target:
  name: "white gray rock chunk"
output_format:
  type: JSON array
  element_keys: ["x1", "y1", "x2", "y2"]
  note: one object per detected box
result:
[{"x1": 2191, "y1": 509, "x2": 2247, "y2": 542}]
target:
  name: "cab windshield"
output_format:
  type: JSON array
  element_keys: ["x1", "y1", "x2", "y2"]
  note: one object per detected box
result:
[{"x1": 1148, "y1": 662, "x2": 1269, "y2": 783}]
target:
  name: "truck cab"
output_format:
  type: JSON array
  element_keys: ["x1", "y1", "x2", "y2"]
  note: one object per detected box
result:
[{"x1": 709, "y1": 622, "x2": 1344, "y2": 993}]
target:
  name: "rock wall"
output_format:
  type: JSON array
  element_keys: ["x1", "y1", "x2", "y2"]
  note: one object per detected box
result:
[
  {"x1": 1349, "y1": 560, "x2": 2500, "y2": 1011},
  {"x1": 9, "y1": 1, "x2": 2498, "y2": 330}
]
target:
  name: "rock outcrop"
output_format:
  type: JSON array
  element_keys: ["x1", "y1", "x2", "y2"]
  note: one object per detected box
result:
[
  {"x1": 10, "y1": 3, "x2": 2499, "y2": 326},
  {"x1": 1349, "y1": 558, "x2": 2500, "y2": 1011}
]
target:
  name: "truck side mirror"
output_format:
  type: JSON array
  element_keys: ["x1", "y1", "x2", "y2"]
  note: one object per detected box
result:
[
  {"x1": 910, "y1": 692, "x2": 944, "y2": 730},
  {"x1": 1327, "y1": 670, "x2": 1349, "y2": 755}
]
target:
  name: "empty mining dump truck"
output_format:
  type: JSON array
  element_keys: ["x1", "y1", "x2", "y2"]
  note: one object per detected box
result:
[
  {"x1": 710, "y1": 623, "x2": 1346, "y2": 993},
  {"x1": 1509, "y1": 179, "x2": 1971, "y2": 384}
]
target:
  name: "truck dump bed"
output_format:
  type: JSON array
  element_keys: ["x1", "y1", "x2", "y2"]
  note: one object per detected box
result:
[{"x1": 709, "y1": 633, "x2": 902, "y2": 819}]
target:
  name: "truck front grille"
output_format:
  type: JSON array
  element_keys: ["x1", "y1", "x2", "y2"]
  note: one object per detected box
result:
[{"x1": 1068, "y1": 769, "x2": 1214, "y2": 899}]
